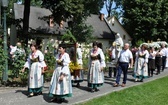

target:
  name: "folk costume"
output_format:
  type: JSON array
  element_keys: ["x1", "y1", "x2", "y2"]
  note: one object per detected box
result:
[
  {"x1": 87, "y1": 47, "x2": 106, "y2": 92},
  {"x1": 24, "y1": 50, "x2": 46, "y2": 96},
  {"x1": 49, "y1": 52, "x2": 72, "y2": 102},
  {"x1": 134, "y1": 49, "x2": 149, "y2": 81}
]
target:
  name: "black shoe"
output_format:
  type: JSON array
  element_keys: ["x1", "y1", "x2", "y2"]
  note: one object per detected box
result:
[
  {"x1": 140, "y1": 79, "x2": 143, "y2": 82},
  {"x1": 61, "y1": 98, "x2": 68, "y2": 103},
  {"x1": 91, "y1": 88, "x2": 95, "y2": 92},
  {"x1": 57, "y1": 98, "x2": 63, "y2": 104},
  {"x1": 38, "y1": 91, "x2": 42, "y2": 95},
  {"x1": 50, "y1": 98, "x2": 58, "y2": 102},
  {"x1": 95, "y1": 88, "x2": 99, "y2": 92}
]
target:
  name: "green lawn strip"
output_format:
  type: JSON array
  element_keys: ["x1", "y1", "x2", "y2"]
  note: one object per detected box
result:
[{"x1": 78, "y1": 76, "x2": 168, "y2": 105}]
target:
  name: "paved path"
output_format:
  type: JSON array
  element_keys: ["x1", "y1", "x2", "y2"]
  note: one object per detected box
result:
[{"x1": 0, "y1": 69, "x2": 168, "y2": 105}]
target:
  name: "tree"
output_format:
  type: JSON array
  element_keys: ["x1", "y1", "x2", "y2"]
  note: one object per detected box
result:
[
  {"x1": 23, "y1": 0, "x2": 30, "y2": 45},
  {"x1": 41, "y1": 0, "x2": 104, "y2": 43},
  {"x1": 22, "y1": 0, "x2": 41, "y2": 44},
  {"x1": 7, "y1": 0, "x2": 42, "y2": 45},
  {"x1": 105, "y1": 0, "x2": 122, "y2": 18},
  {"x1": 122, "y1": 0, "x2": 168, "y2": 45}
]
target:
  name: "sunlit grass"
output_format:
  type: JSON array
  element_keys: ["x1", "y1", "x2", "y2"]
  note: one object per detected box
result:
[{"x1": 78, "y1": 76, "x2": 168, "y2": 105}]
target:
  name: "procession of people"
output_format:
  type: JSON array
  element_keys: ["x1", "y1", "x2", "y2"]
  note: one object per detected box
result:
[{"x1": 11, "y1": 38, "x2": 168, "y2": 103}]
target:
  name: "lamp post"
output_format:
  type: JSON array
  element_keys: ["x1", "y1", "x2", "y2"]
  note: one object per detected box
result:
[{"x1": 2, "y1": 0, "x2": 8, "y2": 82}]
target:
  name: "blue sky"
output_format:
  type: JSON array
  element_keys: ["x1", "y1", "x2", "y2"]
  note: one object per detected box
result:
[
  {"x1": 100, "y1": 1, "x2": 117, "y2": 17},
  {"x1": 99, "y1": 2, "x2": 123, "y2": 23},
  {"x1": 100, "y1": 4, "x2": 108, "y2": 17}
]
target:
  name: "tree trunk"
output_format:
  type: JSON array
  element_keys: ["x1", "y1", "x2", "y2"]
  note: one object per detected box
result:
[
  {"x1": 23, "y1": 0, "x2": 30, "y2": 45},
  {"x1": 106, "y1": 0, "x2": 113, "y2": 18}
]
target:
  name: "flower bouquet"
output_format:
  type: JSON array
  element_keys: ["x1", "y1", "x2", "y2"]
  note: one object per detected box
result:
[{"x1": 69, "y1": 62, "x2": 83, "y2": 73}]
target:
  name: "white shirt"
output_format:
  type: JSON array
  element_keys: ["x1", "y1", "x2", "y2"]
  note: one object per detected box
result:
[
  {"x1": 149, "y1": 51, "x2": 156, "y2": 59},
  {"x1": 76, "y1": 47, "x2": 83, "y2": 64},
  {"x1": 112, "y1": 48, "x2": 116, "y2": 59},
  {"x1": 109, "y1": 46, "x2": 116, "y2": 59},
  {"x1": 10, "y1": 46, "x2": 17, "y2": 54},
  {"x1": 119, "y1": 49, "x2": 133, "y2": 63},
  {"x1": 161, "y1": 47, "x2": 167, "y2": 56}
]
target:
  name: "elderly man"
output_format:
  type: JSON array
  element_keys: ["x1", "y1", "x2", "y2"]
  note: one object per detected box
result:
[{"x1": 113, "y1": 43, "x2": 133, "y2": 87}]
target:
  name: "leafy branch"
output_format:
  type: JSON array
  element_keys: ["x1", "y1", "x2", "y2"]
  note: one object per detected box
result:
[{"x1": 61, "y1": 30, "x2": 76, "y2": 43}]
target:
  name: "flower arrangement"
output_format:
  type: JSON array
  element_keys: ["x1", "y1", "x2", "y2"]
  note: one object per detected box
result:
[
  {"x1": 140, "y1": 41, "x2": 168, "y2": 49},
  {"x1": 148, "y1": 42, "x2": 160, "y2": 48},
  {"x1": 69, "y1": 62, "x2": 83, "y2": 72}
]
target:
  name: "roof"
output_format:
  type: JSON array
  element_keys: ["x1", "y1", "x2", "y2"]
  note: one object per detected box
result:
[
  {"x1": 86, "y1": 14, "x2": 115, "y2": 40},
  {"x1": 13, "y1": 3, "x2": 67, "y2": 35},
  {"x1": 13, "y1": 4, "x2": 115, "y2": 40}
]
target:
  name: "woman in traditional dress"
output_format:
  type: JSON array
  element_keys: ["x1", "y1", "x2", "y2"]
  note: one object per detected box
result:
[
  {"x1": 134, "y1": 44, "x2": 149, "y2": 82},
  {"x1": 22, "y1": 42, "x2": 46, "y2": 97},
  {"x1": 87, "y1": 42, "x2": 106, "y2": 92},
  {"x1": 49, "y1": 44, "x2": 72, "y2": 103},
  {"x1": 148, "y1": 47, "x2": 156, "y2": 77}
]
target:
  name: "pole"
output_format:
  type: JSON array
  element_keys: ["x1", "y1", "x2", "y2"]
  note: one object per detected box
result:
[
  {"x1": 0, "y1": 1, "x2": 1, "y2": 25},
  {"x1": 2, "y1": 8, "x2": 8, "y2": 82}
]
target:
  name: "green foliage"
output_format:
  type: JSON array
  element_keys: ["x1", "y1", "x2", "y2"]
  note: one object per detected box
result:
[
  {"x1": 42, "y1": 0, "x2": 104, "y2": 23},
  {"x1": 11, "y1": 47, "x2": 26, "y2": 78},
  {"x1": 70, "y1": 21, "x2": 94, "y2": 43},
  {"x1": 44, "y1": 42, "x2": 56, "y2": 71},
  {"x1": 0, "y1": 25, "x2": 7, "y2": 80},
  {"x1": 62, "y1": 30, "x2": 77, "y2": 43},
  {"x1": 135, "y1": 39, "x2": 145, "y2": 47},
  {"x1": 0, "y1": 38, "x2": 7, "y2": 80},
  {"x1": 7, "y1": 0, "x2": 42, "y2": 25},
  {"x1": 122, "y1": 0, "x2": 168, "y2": 45},
  {"x1": 44, "y1": 52, "x2": 56, "y2": 71},
  {"x1": 31, "y1": 0, "x2": 42, "y2": 6},
  {"x1": 41, "y1": 0, "x2": 103, "y2": 43},
  {"x1": 43, "y1": 42, "x2": 56, "y2": 81},
  {"x1": 105, "y1": 51, "x2": 110, "y2": 63},
  {"x1": 82, "y1": 49, "x2": 89, "y2": 70}
]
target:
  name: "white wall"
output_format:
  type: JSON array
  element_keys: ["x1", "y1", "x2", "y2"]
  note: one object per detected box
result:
[{"x1": 108, "y1": 17, "x2": 132, "y2": 46}]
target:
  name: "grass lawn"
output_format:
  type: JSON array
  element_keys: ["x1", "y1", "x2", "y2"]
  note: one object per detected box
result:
[{"x1": 78, "y1": 76, "x2": 168, "y2": 105}]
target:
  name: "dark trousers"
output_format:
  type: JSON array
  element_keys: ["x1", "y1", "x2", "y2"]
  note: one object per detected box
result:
[
  {"x1": 148, "y1": 69, "x2": 154, "y2": 76},
  {"x1": 156, "y1": 65, "x2": 161, "y2": 74},
  {"x1": 116, "y1": 62, "x2": 129, "y2": 84},
  {"x1": 109, "y1": 67, "x2": 116, "y2": 77},
  {"x1": 162, "y1": 56, "x2": 166, "y2": 71}
]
